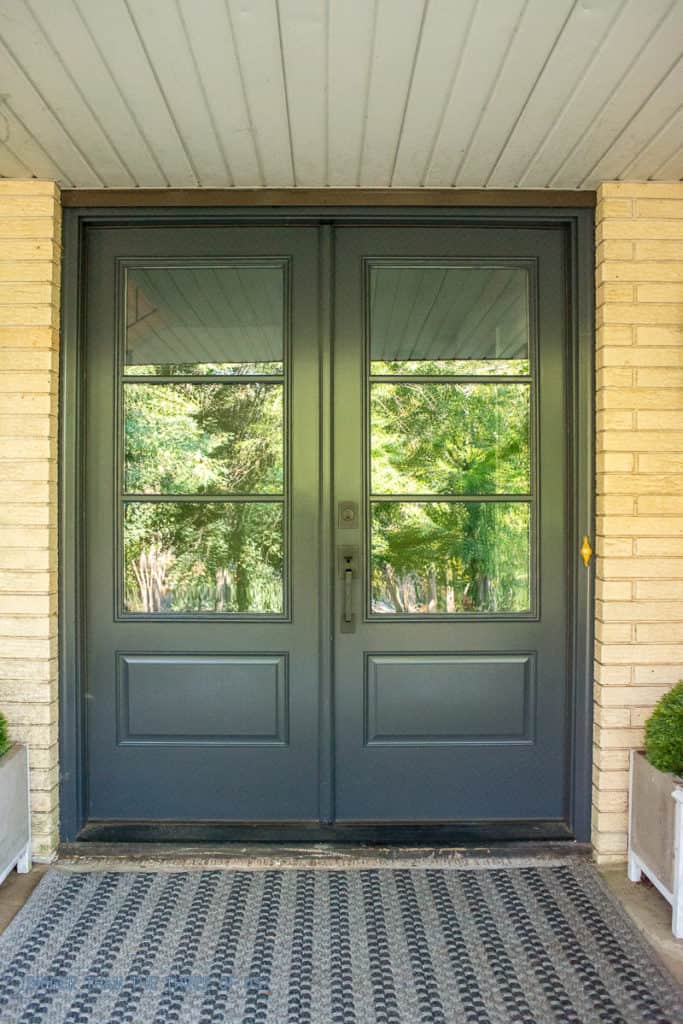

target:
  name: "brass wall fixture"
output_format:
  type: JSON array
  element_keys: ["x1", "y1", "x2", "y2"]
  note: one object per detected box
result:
[{"x1": 580, "y1": 535, "x2": 593, "y2": 568}]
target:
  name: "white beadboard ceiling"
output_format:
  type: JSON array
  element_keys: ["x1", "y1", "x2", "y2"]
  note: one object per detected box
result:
[{"x1": 0, "y1": 0, "x2": 682, "y2": 190}]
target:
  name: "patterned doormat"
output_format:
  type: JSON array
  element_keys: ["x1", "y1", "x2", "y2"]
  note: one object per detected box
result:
[{"x1": 0, "y1": 863, "x2": 681, "y2": 1023}]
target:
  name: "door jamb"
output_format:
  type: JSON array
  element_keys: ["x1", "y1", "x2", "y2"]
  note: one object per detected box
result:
[{"x1": 59, "y1": 205, "x2": 594, "y2": 842}]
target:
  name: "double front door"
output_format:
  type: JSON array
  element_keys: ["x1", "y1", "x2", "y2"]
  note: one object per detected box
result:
[{"x1": 83, "y1": 221, "x2": 573, "y2": 836}]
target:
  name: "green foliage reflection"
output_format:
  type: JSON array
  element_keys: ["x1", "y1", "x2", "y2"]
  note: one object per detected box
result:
[
  {"x1": 124, "y1": 502, "x2": 283, "y2": 614},
  {"x1": 124, "y1": 361, "x2": 283, "y2": 376},
  {"x1": 371, "y1": 382, "x2": 530, "y2": 495},
  {"x1": 124, "y1": 382, "x2": 283, "y2": 495},
  {"x1": 123, "y1": 380, "x2": 285, "y2": 614},
  {"x1": 371, "y1": 359, "x2": 530, "y2": 376},
  {"x1": 370, "y1": 376, "x2": 532, "y2": 614},
  {"x1": 371, "y1": 502, "x2": 530, "y2": 614}
]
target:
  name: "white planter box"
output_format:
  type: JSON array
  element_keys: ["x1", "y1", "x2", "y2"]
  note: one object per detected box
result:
[
  {"x1": 628, "y1": 749, "x2": 683, "y2": 938},
  {"x1": 0, "y1": 743, "x2": 32, "y2": 886}
]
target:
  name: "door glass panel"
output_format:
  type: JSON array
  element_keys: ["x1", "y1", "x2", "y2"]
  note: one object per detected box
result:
[
  {"x1": 367, "y1": 261, "x2": 534, "y2": 616},
  {"x1": 125, "y1": 265, "x2": 284, "y2": 375},
  {"x1": 371, "y1": 382, "x2": 530, "y2": 495},
  {"x1": 370, "y1": 501, "x2": 530, "y2": 614},
  {"x1": 123, "y1": 502, "x2": 284, "y2": 614},
  {"x1": 369, "y1": 264, "x2": 529, "y2": 375},
  {"x1": 124, "y1": 382, "x2": 283, "y2": 494},
  {"x1": 120, "y1": 262, "x2": 288, "y2": 617}
]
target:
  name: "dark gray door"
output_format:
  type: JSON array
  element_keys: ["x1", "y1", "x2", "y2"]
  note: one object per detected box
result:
[
  {"x1": 85, "y1": 226, "x2": 322, "y2": 820},
  {"x1": 333, "y1": 226, "x2": 570, "y2": 825},
  {"x1": 83, "y1": 220, "x2": 572, "y2": 832}
]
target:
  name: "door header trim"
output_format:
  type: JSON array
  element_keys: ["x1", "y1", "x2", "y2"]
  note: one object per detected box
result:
[{"x1": 61, "y1": 187, "x2": 596, "y2": 209}]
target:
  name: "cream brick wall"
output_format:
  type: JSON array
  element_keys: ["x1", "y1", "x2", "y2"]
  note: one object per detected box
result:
[
  {"x1": 0, "y1": 180, "x2": 60, "y2": 860},
  {"x1": 594, "y1": 181, "x2": 683, "y2": 863}
]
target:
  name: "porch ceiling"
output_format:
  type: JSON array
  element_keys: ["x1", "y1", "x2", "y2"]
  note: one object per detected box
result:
[{"x1": 0, "y1": 0, "x2": 682, "y2": 191}]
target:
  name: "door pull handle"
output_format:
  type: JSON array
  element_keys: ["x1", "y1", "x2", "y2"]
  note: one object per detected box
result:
[
  {"x1": 344, "y1": 567, "x2": 353, "y2": 624},
  {"x1": 338, "y1": 545, "x2": 359, "y2": 633}
]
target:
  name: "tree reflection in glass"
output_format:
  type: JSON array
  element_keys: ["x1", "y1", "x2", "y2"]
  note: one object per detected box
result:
[
  {"x1": 371, "y1": 502, "x2": 530, "y2": 614},
  {"x1": 124, "y1": 382, "x2": 283, "y2": 495},
  {"x1": 124, "y1": 502, "x2": 283, "y2": 614},
  {"x1": 371, "y1": 382, "x2": 530, "y2": 496}
]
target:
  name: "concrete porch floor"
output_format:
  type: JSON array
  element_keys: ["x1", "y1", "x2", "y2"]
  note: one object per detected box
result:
[{"x1": 1, "y1": 850, "x2": 682, "y2": 989}]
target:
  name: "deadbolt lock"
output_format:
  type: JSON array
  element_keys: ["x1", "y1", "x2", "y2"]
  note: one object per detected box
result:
[{"x1": 338, "y1": 501, "x2": 358, "y2": 529}]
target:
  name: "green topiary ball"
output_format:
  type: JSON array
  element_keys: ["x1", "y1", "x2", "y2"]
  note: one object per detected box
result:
[
  {"x1": 644, "y1": 680, "x2": 683, "y2": 775},
  {"x1": 0, "y1": 711, "x2": 10, "y2": 759}
]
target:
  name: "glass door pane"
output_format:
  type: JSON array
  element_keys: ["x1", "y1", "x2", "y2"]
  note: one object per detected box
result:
[
  {"x1": 367, "y1": 262, "x2": 535, "y2": 617},
  {"x1": 120, "y1": 262, "x2": 288, "y2": 617}
]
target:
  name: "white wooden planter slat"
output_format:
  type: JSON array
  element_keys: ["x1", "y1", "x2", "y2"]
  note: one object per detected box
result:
[
  {"x1": 0, "y1": 743, "x2": 32, "y2": 886},
  {"x1": 628, "y1": 749, "x2": 683, "y2": 939}
]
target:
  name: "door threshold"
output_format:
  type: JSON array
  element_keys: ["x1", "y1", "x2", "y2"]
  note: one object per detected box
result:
[
  {"x1": 73, "y1": 819, "x2": 573, "y2": 845},
  {"x1": 59, "y1": 838, "x2": 590, "y2": 871}
]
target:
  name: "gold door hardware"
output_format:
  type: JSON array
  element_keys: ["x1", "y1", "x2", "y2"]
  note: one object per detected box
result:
[{"x1": 580, "y1": 535, "x2": 593, "y2": 568}]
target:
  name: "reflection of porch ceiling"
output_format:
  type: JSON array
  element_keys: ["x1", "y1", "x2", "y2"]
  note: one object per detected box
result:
[
  {"x1": 370, "y1": 267, "x2": 527, "y2": 362},
  {"x1": 126, "y1": 264, "x2": 527, "y2": 366},
  {"x1": 127, "y1": 267, "x2": 283, "y2": 366},
  {"x1": 0, "y1": 0, "x2": 682, "y2": 190}
]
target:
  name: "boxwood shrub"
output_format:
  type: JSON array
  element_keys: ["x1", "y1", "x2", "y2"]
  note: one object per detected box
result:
[
  {"x1": 645, "y1": 681, "x2": 683, "y2": 775},
  {"x1": 0, "y1": 710, "x2": 10, "y2": 759}
]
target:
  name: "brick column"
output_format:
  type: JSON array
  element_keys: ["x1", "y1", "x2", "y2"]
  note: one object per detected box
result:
[
  {"x1": 0, "y1": 180, "x2": 60, "y2": 860},
  {"x1": 594, "y1": 181, "x2": 683, "y2": 863}
]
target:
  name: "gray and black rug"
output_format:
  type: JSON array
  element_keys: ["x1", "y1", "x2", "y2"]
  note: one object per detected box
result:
[{"x1": 0, "y1": 862, "x2": 681, "y2": 1023}]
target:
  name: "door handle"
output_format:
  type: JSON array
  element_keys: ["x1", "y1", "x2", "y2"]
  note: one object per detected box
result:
[
  {"x1": 344, "y1": 567, "x2": 353, "y2": 624},
  {"x1": 338, "y1": 546, "x2": 359, "y2": 633}
]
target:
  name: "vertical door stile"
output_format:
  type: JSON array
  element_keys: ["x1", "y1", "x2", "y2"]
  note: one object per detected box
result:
[{"x1": 318, "y1": 222, "x2": 335, "y2": 824}]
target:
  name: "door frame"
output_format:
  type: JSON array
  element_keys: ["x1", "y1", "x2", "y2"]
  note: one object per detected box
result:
[{"x1": 59, "y1": 205, "x2": 594, "y2": 843}]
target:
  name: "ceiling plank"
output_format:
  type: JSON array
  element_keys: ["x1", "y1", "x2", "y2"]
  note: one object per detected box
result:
[
  {"x1": 73, "y1": 0, "x2": 198, "y2": 185},
  {"x1": 391, "y1": 0, "x2": 477, "y2": 187},
  {"x1": 125, "y1": 0, "x2": 231, "y2": 186},
  {"x1": 549, "y1": 0, "x2": 683, "y2": 187},
  {"x1": 586, "y1": 59, "x2": 683, "y2": 185},
  {"x1": 488, "y1": 0, "x2": 629, "y2": 188},
  {"x1": 0, "y1": 102, "x2": 69, "y2": 184},
  {"x1": 177, "y1": 0, "x2": 261, "y2": 187},
  {"x1": 455, "y1": 0, "x2": 575, "y2": 187},
  {"x1": 424, "y1": 0, "x2": 526, "y2": 187},
  {"x1": 0, "y1": 40, "x2": 101, "y2": 186},
  {"x1": 327, "y1": 0, "x2": 376, "y2": 187},
  {"x1": 358, "y1": 0, "x2": 428, "y2": 186},
  {"x1": 0, "y1": 142, "x2": 32, "y2": 179},
  {"x1": 0, "y1": 0, "x2": 133, "y2": 186},
  {"x1": 278, "y1": 0, "x2": 328, "y2": 186},
  {"x1": 652, "y1": 138, "x2": 683, "y2": 181},
  {"x1": 226, "y1": 0, "x2": 294, "y2": 186},
  {"x1": 517, "y1": 0, "x2": 675, "y2": 188},
  {"x1": 25, "y1": 0, "x2": 167, "y2": 187}
]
